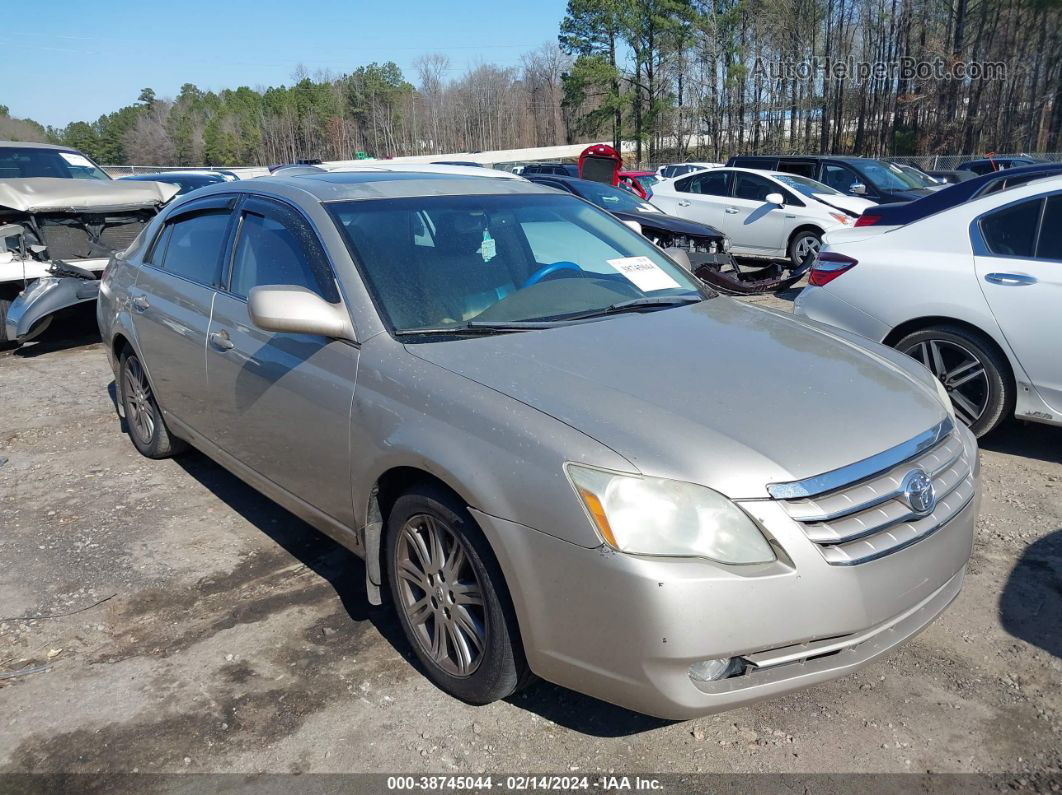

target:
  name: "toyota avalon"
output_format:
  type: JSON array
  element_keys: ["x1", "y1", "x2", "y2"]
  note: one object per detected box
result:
[{"x1": 97, "y1": 172, "x2": 979, "y2": 719}]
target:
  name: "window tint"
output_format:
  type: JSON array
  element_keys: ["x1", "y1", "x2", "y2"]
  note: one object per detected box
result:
[
  {"x1": 229, "y1": 204, "x2": 339, "y2": 301},
  {"x1": 157, "y1": 210, "x2": 231, "y2": 284},
  {"x1": 777, "y1": 161, "x2": 816, "y2": 178},
  {"x1": 1036, "y1": 195, "x2": 1062, "y2": 260},
  {"x1": 980, "y1": 198, "x2": 1043, "y2": 257},
  {"x1": 822, "y1": 164, "x2": 860, "y2": 193},
  {"x1": 681, "y1": 170, "x2": 730, "y2": 196},
  {"x1": 734, "y1": 172, "x2": 777, "y2": 202}
]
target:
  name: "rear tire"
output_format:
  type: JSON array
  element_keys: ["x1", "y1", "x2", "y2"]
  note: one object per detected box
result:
[
  {"x1": 895, "y1": 325, "x2": 1012, "y2": 437},
  {"x1": 119, "y1": 351, "x2": 187, "y2": 458},
  {"x1": 385, "y1": 484, "x2": 532, "y2": 705}
]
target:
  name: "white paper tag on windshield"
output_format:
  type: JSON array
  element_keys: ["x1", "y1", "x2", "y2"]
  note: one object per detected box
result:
[
  {"x1": 59, "y1": 152, "x2": 94, "y2": 168},
  {"x1": 607, "y1": 256, "x2": 681, "y2": 291}
]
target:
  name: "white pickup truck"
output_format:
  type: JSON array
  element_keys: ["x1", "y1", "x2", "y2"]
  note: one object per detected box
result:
[{"x1": 0, "y1": 141, "x2": 177, "y2": 347}]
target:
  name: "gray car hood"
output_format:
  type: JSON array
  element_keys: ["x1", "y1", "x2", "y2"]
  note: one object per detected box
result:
[
  {"x1": 0, "y1": 178, "x2": 179, "y2": 213},
  {"x1": 408, "y1": 298, "x2": 946, "y2": 499}
]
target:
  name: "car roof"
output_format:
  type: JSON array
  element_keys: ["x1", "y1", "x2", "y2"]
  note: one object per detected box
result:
[
  {"x1": 121, "y1": 171, "x2": 225, "y2": 179},
  {"x1": 0, "y1": 140, "x2": 78, "y2": 151},
  {"x1": 184, "y1": 170, "x2": 558, "y2": 203}
]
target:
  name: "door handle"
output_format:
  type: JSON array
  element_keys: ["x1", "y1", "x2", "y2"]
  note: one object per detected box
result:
[
  {"x1": 131, "y1": 296, "x2": 150, "y2": 312},
  {"x1": 209, "y1": 330, "x2": 234, "y2": 351},
  {"x1": 724, "y1": 207, "x2": 740, "y2": 214},
  {"x1": 677, "y1": 199, "x2": 691, "y2": 207},
  {"x1": 984, "y1": 272, "x2": 1037, "y2": 286}
]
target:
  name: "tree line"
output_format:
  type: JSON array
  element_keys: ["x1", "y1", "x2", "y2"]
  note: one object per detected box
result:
[{"x1": 4, "y1": 0, "x2": 1060, "y2": 167}]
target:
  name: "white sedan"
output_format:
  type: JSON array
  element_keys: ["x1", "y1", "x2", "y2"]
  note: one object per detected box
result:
[
  {"x1": 652, "y1": 167, "x2": 876, "y2": 265},
  {"x1": 795, "y1": 175, "x2": 1062, "y2": 436}
]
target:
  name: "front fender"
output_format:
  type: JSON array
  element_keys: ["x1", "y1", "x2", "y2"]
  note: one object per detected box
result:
[{"x1": 4, "y1": 276, "x2": 99, "y2": 342}]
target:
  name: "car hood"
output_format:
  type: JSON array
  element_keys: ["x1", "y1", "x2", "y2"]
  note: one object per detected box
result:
[
  {"x1": 811, "y1": 193, "x2": 877, "y2": 215},
  {"x1": 0, "y1": 177, "x2": 179, "y2": 213},
  {"x1": 611, "y1": 209, "x2": 725, "y2": 240},
  {"x1": 407, "y1": 298, "x2": 946, "y2": 499}
]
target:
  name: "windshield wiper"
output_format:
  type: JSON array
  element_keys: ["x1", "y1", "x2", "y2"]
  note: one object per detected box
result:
[
  {"x1": 550, "y1": 294, "x2": 704, "y2": 322},
  {"x1": 395, "y1": 320, "x2": 560, "y2": 337}
]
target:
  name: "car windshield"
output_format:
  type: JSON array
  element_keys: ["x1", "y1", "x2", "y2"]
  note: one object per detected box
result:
[
  {"x1": 633, "y1": 175, "x2": 658, "y2": 190},
  {"x1": 855, "y1": 160, "x2": 924, "y2": 190},
  {"x1": 574, "y1": 181, "x2": 662, "y2": 214},
  {"x1": 773, "y1": 173, "x2": 843, "y2": 197},
  {"x1": 329, "y1": 193, "x2": 704, "y2": 335},
  {"x1": 894, "y1": 164, "x2": 936, "y2": 187},
  {"x1": 0, "y1": 147, "x2": 110, "y2": 181}
]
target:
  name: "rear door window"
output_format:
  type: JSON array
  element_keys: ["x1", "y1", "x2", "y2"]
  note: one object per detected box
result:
[
  {"x1": 1035, "y1": 195, "x2": 1062, "y2": 261},
  {"x1": 155, "y1": 210, "x2": 232, "y2": 286},
  {"x1": 979, "y1": 198, "x2": 1044, "y2": 258},
  {"x1": 678, "y1": 170, "x2": 731, "y2": 196}
]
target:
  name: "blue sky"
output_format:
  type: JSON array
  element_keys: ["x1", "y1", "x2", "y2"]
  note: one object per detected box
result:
[{"x1": 5, "y1": 0, "x2": 568, "y2": 128}]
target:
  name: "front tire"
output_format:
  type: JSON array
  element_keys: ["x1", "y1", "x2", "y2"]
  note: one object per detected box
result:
[
  {"x1": 119, "y1": 351, "x2": 187, "y2": 458},
  {"x1": 385, "y1": 485, "x2": 531, "y2": 705},
  {"x1": 788, "y1": 229, "x2": 822, "y2": 267},
  {"x1": 895, "y1": 325, "x2": 1012, "y2": 437}
]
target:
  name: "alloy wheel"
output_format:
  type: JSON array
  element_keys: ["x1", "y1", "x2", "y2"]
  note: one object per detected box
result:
[
  {"x1": 793, "y1": 234, "x2": 820, "y2": 264},
  {"x1": 395, "y1": 514, "x2": 487, "y2": 677},
  {"x1": 124, "y1": 357, "x2": 156, "y2": 443},
  {"x1": 903, "y1": 338, "x2": 990, "y2": 427}
]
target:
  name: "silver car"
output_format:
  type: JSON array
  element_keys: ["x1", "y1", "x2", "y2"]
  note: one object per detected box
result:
[{"x1": 97, "y1": 172, "x2": 979, "y2": 719}]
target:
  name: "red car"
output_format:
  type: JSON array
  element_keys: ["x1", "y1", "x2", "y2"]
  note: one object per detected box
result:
[{"x1": 618, "y1": 170, "x2": 658, "y2": 200}]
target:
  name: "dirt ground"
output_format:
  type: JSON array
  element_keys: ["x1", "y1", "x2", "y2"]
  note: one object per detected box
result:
[{"x1": 1, "y1": 298, "x2": 1059, "y2": 780}]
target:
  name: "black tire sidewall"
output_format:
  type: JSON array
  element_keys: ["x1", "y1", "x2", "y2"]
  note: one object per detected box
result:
[
  {"x1": 384, "y1": 486, "x2": 526, "y2": 705},
  {"x1": 896, "y1": 326, "x2": 1012, "y2": 437}
]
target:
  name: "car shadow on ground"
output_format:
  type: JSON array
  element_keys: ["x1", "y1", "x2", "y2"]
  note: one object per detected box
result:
[
  {"x1": 999, "y1": 529, "x2": 1061, "y2": 659},
  {"x1": 166, "y1": 447, "x2": 672, "y2": 738},
  {"x1": 979, "y1": 420, "x2": 1062, "y2": 465}
]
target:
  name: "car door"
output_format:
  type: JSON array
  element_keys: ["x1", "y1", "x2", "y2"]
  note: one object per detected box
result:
[
  {"x1": 820, "y1": 162, "x2": 869, "y2": 198},
  {"x1": 721, "y1": 172, "x2": 792, "y2": 256},
  {"x1": 659, "y1": 169, "x2": 730, "y2": 229},
  {"x1": 128, "y1": 195, "x2": 236, "y2": 435},
  {"x1": 973, "y1": 192, "x2": 1062, "y2": 412},
  {"x1": 205, "y1": 195, "x2": 360, "y2": 527}
]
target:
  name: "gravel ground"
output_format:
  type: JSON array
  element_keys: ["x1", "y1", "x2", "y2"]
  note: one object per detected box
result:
[{"x1": 0, "y1": 298, "x2": 1059, "y2": 781}]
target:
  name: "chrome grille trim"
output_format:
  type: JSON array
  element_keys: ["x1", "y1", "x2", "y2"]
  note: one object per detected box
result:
[
  {"x1": 772, "y1": 423, "x2": 974, "y2": 565},
  {"x1": 766, "y1": 417, "x2": 954, "y2": 499}
]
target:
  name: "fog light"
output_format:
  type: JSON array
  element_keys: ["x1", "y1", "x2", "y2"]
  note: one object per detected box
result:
[{"x1": 688, "y1": 657, "x2": 742, "y2": 682}]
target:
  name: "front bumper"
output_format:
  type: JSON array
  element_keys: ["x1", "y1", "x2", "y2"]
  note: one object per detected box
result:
[
  {"x1": 471, "y1": 431, "x2": 978, "y2": 719},
  {"x1": 4, "y1": 276, "x2": 99, "y2": 342}
]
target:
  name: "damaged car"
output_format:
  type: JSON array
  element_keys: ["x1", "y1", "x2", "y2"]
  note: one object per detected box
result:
[
  {"x1": 526, "y1": 174, "x2": 805, "y2": 294},
  {"x1": 1, "y1": 141, "x2": 178, "y2": 347}
]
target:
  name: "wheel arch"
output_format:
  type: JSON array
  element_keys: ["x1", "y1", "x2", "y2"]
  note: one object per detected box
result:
[{"x1": 881, "y1": 315, "x2": 1015, "y2": 385}]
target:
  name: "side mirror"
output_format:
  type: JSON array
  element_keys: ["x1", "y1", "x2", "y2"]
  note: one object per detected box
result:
[
  {"x1": 850, "y1": 182, "x2": 867, "y2": 195},
  {"x1": 765, "y1": 192, "x2": 785, "y2": 207},
  {"x1": 248, "y1": 285, "x2": 356, "y2": 341},
  {"x1": 622, "y1": 219, "x2": 643, "y2": 236}
]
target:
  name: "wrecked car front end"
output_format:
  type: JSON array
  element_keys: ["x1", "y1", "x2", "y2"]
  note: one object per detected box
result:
[
  {"x1": 1, "y1": 178, "x2": 177, "y2": 345},
  {"x1": 624, "y1": 211, "x2": 806, "y2": 295}
]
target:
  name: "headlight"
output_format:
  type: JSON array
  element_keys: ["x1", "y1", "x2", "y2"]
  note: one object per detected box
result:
[
  {"x1": 933, "y1": 376, "x2": 957, "y2": 424},
  {"x1": 565, "y1": 464, "x2": 775, "y2": 564}
]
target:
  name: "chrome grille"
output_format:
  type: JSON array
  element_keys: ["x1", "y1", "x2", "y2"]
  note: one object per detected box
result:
[{"x1": 773, "y1": 430, "x2": 975, "y2": 565}]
